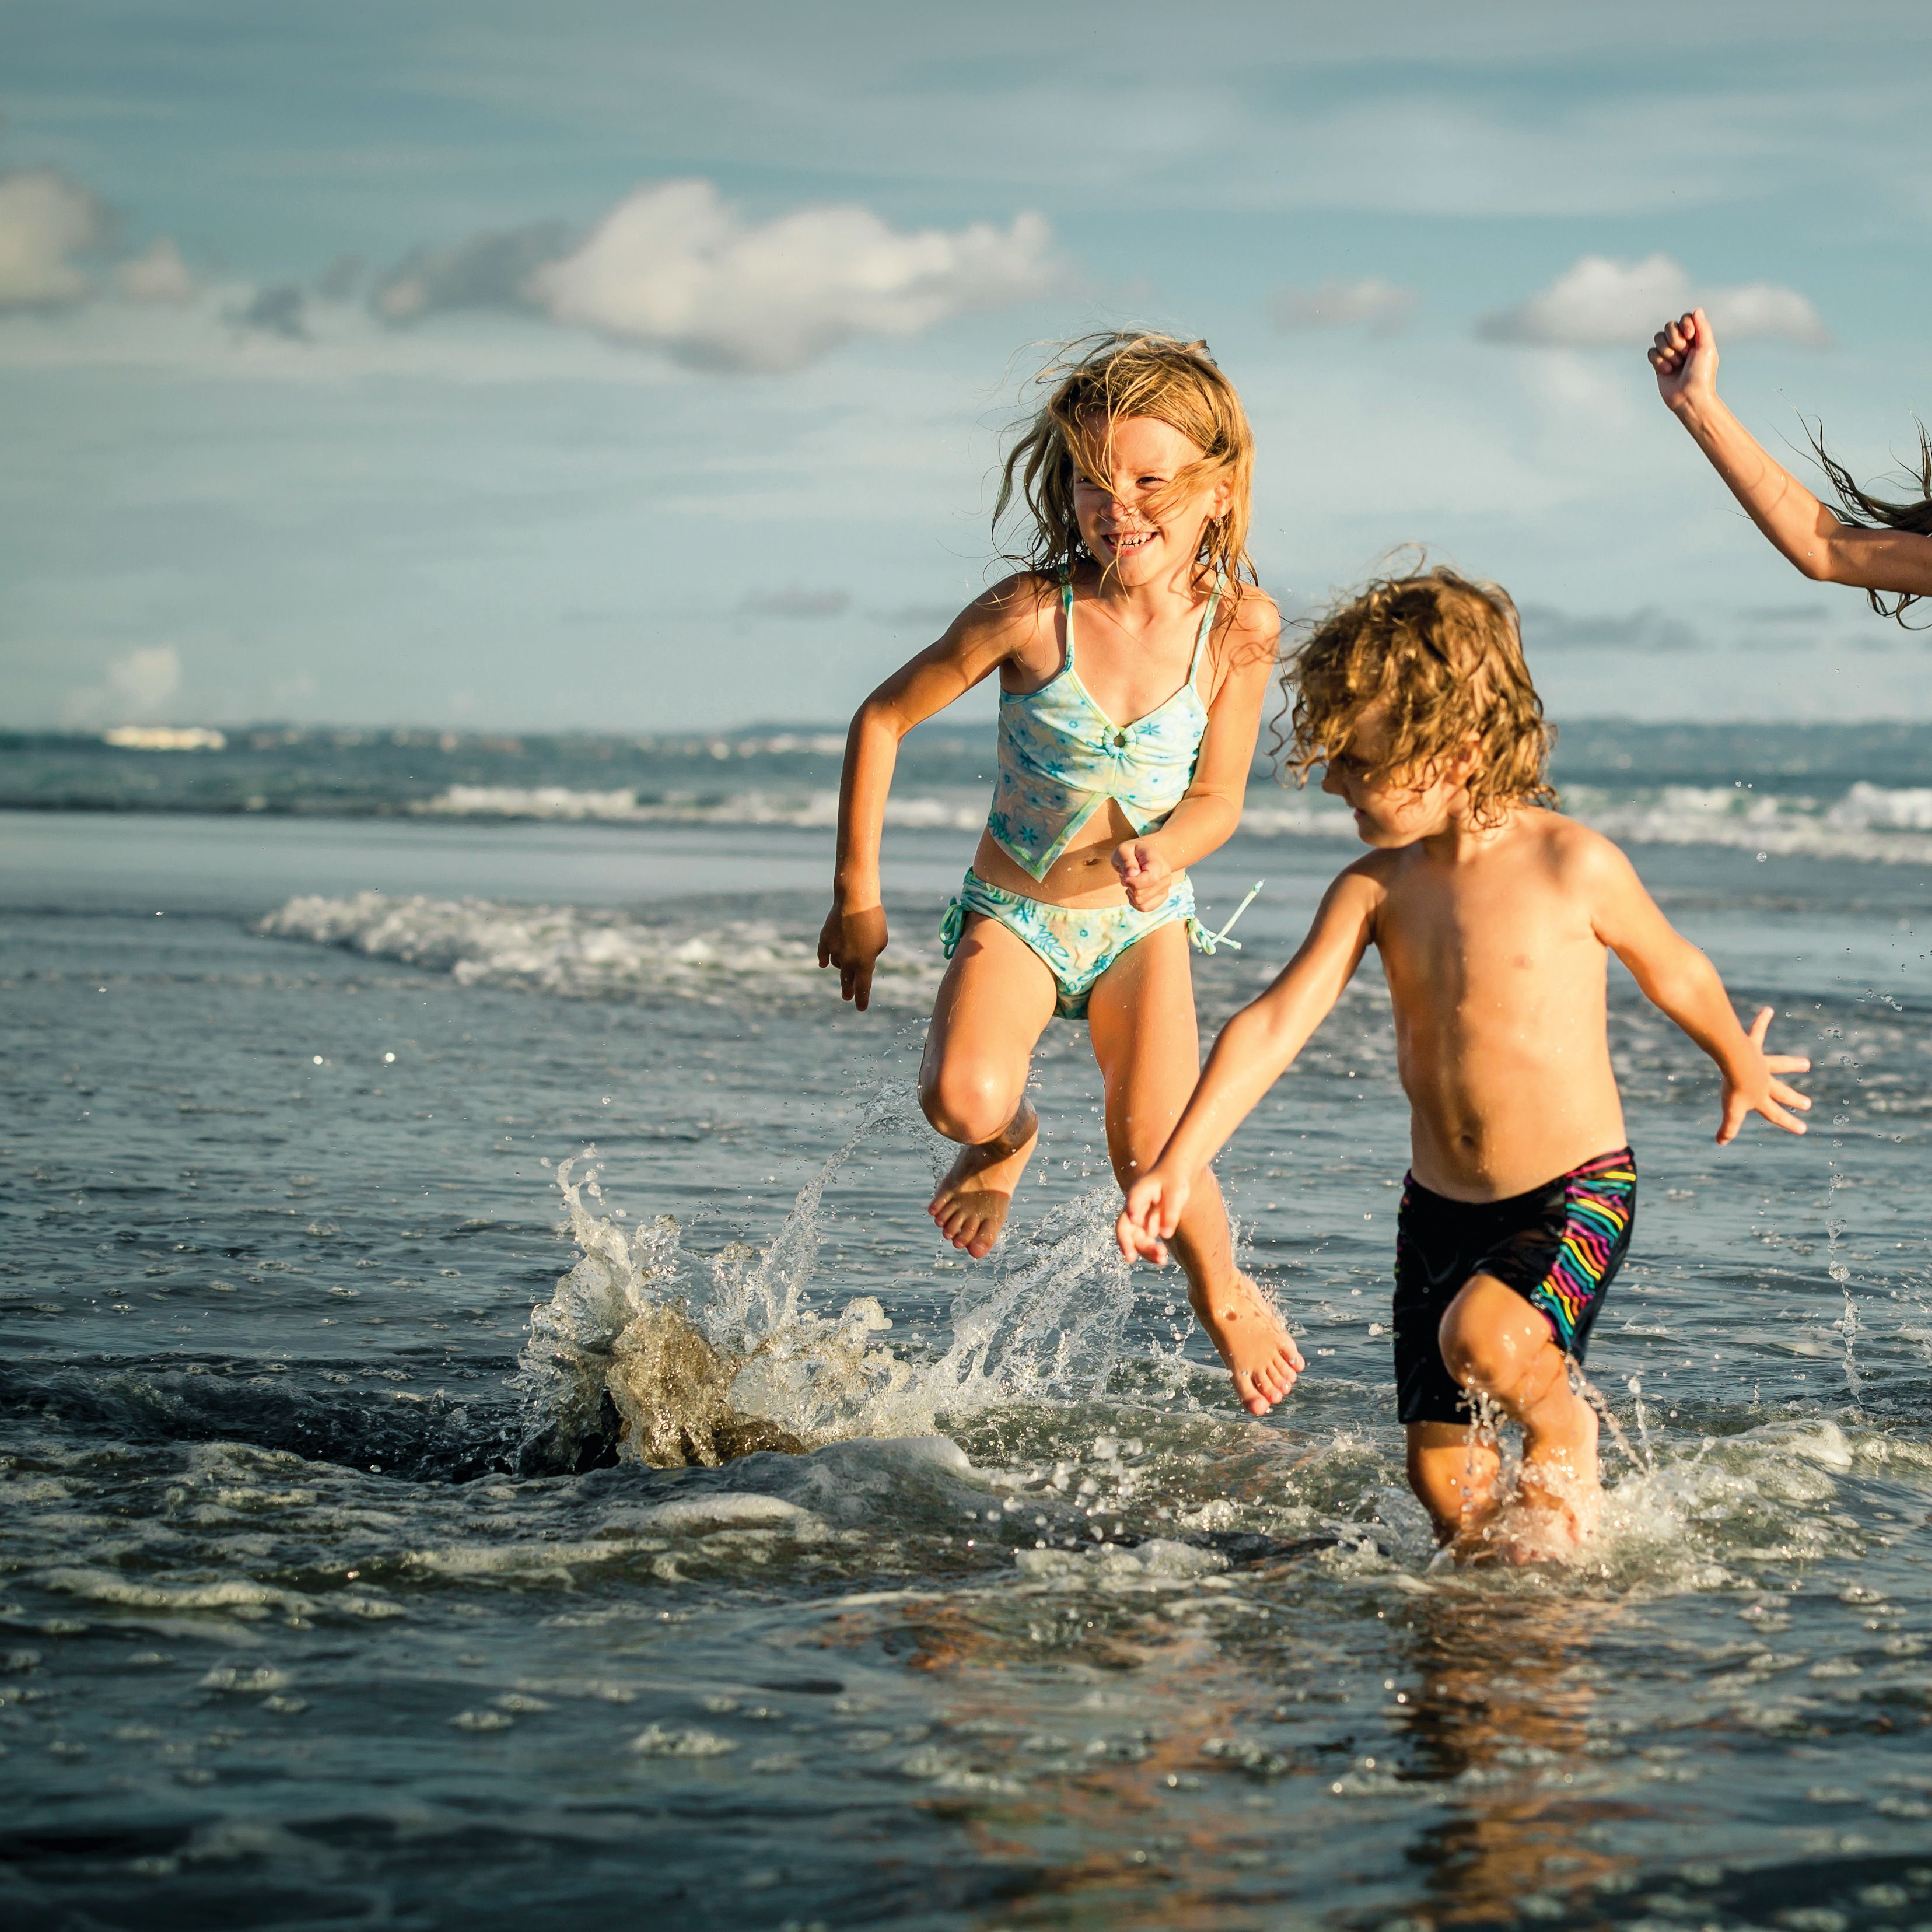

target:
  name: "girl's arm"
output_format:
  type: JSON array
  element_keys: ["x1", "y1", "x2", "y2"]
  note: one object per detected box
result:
[
  {"x1": 818, "y1": 581, "x2": 1036, "y2": 1010},
  {"x1": 1651, "y1": 309, "x2": 1932, "y2": 599},
  {"x1": 1116, "y1": 866, "x2": 1380, "y2": 1261},
  {"x1": 1113, "y1": 594, "x2": 1279, "y2": 911},
  {"x1": 1583, "y1": 831, "x2": 1811, "y2": 1143}
]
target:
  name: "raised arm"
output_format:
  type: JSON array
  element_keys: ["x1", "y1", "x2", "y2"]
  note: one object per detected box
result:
[
  {"x1": 1651, "y1": 309, "x2": 1932, "y2": 600},
  {"x1": 1116, "y1": 865, "x2": 1380, "y2": 1261},
  {"x1": 818, "y1": 580, "x2": 1038, "y2": 1009},
  {"x1": 1583, "y1": 831, "x2": 1811, "y2": 1144},
  {"x1": 1112, "y1": 592, "x2": 1279, "y2": 910}
]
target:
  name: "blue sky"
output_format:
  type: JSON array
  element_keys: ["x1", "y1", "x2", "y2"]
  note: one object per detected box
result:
[{"x1": 3, "y1": 0, "x2": 1928, "y2": 729}]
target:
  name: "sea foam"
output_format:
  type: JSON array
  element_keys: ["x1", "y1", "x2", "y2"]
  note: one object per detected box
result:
[{"x1": 257, "y1": 892, "x2": 945, "y2": 1007}]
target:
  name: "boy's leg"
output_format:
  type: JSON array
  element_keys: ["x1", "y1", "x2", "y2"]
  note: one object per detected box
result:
[
  {"x1": 1406, "y1": 1421, "x2": 1502, "y2": 1545},
  {"x1": 1087, "y1": 923, "x2": 1303, "y2": 1417},
  {"x1": 1437, "y1": 1275, "x2": 1600, "y2": 1542},
  {"x1": 921, "y1": 913, "x2": 1057, "y2": 1257}
]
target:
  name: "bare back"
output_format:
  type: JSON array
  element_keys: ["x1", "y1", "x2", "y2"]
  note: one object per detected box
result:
[{"x1": 1361, "y1": 809, "x2": 1627, "y2": 1200}]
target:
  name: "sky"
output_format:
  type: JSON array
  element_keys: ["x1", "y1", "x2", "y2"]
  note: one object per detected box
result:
[{"x1": 2, "y1": 0, "x2": 1929, "y2": 732}]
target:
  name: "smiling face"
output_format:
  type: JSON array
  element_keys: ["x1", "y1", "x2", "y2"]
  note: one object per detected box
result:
[
  {"x1": 1320, "y1": 701, "x2": 1479, "y2": 847},
  {"x1": 1071, "y1": 414, "x2": 1229, "y2": 587}
]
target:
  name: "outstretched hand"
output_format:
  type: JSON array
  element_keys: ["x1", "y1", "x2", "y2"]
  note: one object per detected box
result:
[
  {"x1": 1718, "y1": 1006, "x2": 1811, "y2": 1144},
  {"x1": 1112, "y1": 838, "x2": 1174, "y2": 912},
  {"x1": 1650, "y1": 306, "x2": 1718, "y2": 414},
  {"x1": 817, "y1": 901, "x2": 888, "y2": 1011},
  {"x1": 1117, "y1": 1168, "x2": 1191, "y2": 1266}
]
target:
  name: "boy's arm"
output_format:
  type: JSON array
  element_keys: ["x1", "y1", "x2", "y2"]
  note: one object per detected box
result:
[
  {"x1": 1113, "y1": 595, "x2": 1278, "y2": 910},
  {"x1": 819, "y1": 582, "x2": 1035, "y2": 1010},
  {"x1": 1117, "y1": 867, "x2": 1380, "y2": 1261},
  {"x1": 1651, "y1": 309, "x2": 1932, "y2": 599},
  {"x1": 1584, "y1": 833, "x2": 1811, "y2": 1143}
]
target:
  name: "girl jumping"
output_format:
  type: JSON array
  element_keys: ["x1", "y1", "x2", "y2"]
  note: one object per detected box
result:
[
  {"x1": 1650, "y1": 307, "x2": 1932, "y2": 622},
  {"x1": 817, "y1": 332, "x2": 1302, "y2": 1418}
]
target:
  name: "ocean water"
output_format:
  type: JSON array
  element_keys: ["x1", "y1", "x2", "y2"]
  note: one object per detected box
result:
[{"x1": 3, "y1": 723, "x2": 1931, "y2": 1931}]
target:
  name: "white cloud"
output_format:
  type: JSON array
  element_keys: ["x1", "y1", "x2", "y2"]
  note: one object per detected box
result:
[
  {"x1": 1268, "y1": 277, "x2": 1418, "y2": 334},
  {"x1": 0, "y1": 168, "x2": 109, "y2": 310},
  {"x1": 528, "y1": 179, "x2": 1060, "y2": 373},
  {"x1": 117, "y1": 237, "x2": 195, "y2": 304},
  {"x1": 1478, "y1": 253, "x2": 1829, "y2": 348},
  {"x1": 62, "y1": 645, "x2": 183, "y2": 726}
]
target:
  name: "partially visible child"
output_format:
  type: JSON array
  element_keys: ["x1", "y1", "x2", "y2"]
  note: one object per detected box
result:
[
  {"x1": 1650, "y1": 307, "x2": 1932, "y2": 624},
  {"x1": 1116, "y1": 568, "x2": 1812, "y2": 1557}
]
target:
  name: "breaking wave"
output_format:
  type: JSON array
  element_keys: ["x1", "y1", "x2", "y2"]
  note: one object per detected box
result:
[
  {"x1": 412, "y1": 785, "x2": 986, "y2": 831},
  {"x1": 256, "y1": 891, "x2": 946, "y2": 1007},
  {"x1": 1564, "y1": 781, "x2": 1932, "y2": 865}
]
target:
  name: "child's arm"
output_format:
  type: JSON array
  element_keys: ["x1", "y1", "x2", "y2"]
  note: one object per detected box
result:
[
  {"x1": 1584, "y1": 834, "x2": 1812, "y2": 1143},
  {"x1": 1112, "y1": 595, "x2": 1279, "y2": 911},
  {"x1": 1116, "y1": 867, "x2": 1380, "y2": 1262},
  {"x1": 818, "y1": 584, "x2": 1033, "y2": 1010},
  {"x1": 1650, "y1": 309, "x2": 1932, "y2": 600}
]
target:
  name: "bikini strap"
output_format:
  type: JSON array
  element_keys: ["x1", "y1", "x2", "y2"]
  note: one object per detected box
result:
[
  {"x1": 1058, "y1": 566, "x2": 1076, "y2": 669},
  {"x1": 1187, "y1": 570, "x2": 1224, "y2": 688}
]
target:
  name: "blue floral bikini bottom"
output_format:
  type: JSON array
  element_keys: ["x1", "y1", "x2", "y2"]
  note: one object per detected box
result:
[{"x1": 939, "y1": 869, "x2": 1227, "y2": 1020}]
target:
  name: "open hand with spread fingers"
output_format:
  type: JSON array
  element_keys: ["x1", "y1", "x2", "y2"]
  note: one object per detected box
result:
[{"x1": 1718, "y1": 1005, "x2": 1811, "y2": 1144}]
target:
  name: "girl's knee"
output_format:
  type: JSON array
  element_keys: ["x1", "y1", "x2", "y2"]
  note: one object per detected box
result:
[{"x1": 919, "y1": 1062, "x2": 1021, "y2": 1146}]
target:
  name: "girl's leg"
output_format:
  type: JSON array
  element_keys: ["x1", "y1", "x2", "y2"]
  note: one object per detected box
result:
[
  {"x1": 1437, "y1": 1275, "x2": 1600, "y2": 1546},
  {"x1": 1087, "y1": 923, "x2": 1303, "y2": 1417},
  {"x1": 1406, "y1": 1421, "x2": 1502, "y2": 1545},
  {"x1": 920, "y1": 912, "x2": 1057, "y2": 1258}
]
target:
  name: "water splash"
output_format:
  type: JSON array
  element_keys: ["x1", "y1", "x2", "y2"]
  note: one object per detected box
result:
[{"x1": 514, "y1": 1087, "x2": 1149, "y2": 1471}]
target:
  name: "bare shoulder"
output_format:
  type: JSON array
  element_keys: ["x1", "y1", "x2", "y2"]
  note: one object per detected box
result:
[
  {"x1": 933, "y1": 572, "x2": 1060, "y2": 682},
  {"x1": 1331, "y1": 846, "x2": 1398, "y2": 907},
  {"x1": 1220, "y1": 584, "x2": 1282, "y2": 665},
  {"x1": 1516, "y1": 809, "x2": 1646, "y2": 908},
  {"x1": 952, "y1": 571, "x2": 1056, "y2": 648}
]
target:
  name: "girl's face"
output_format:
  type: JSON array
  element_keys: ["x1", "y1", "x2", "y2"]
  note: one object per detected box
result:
[
  {"x1": 1072, "y1": 414, "x2": 1229, "y2": 588},
  {"x1": 1320, "y1": 702, "x2": 1476, "y2": 846}
]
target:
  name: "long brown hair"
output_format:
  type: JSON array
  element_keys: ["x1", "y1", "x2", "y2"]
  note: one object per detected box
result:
[
  {"x1": 1280, "y1": 564, "x2": 1556, "y2": 829},
  {"x1": 1807, "y1": 417, "x2": 1932, "y2": 627},
  {"x1": 993, "y1": 331, "x2": 1256, "y2": 603}
]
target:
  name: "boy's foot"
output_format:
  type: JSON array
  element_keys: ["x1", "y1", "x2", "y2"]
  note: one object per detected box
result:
[
  {"x1": 1192, "y1": 1272, "x2": 1304, "y2": 1416},
  {"x1": 929, "y1": 1102, "x2": 1038, "y2": 1259},
  {"x1": 1513, "y1": 1394, "x2": 1601, "y2": 1551},
  {"x1": 1454, "y1": 1399, "x2": 1599, "y2": 1564}
]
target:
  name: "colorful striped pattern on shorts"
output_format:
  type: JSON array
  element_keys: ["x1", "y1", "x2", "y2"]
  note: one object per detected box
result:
[{"x1": 1527, "y1": 1148, "x2": 1637, "y2": 1351}]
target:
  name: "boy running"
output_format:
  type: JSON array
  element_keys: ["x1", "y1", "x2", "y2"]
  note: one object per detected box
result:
[{"x1": 1116, "y1": 568, "x2": 1811, "y2": 1556}]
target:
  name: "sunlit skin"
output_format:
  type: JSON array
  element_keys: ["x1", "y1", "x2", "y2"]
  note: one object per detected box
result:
[
  {"x1": 1650, "y1": 307, "x2": 1932, "y2": 600},
  {"x1": 817, "y1": 414, "x2": 1304, "y2": 1418},
  {"x1": 1118, "y1": 702, "x2": 1811, "y2": 1552}
]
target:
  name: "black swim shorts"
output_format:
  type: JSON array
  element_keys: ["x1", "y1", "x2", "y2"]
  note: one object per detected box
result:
[{"x1": 1391, "y1": 1147, "x2": 1637, "y2": 1426}]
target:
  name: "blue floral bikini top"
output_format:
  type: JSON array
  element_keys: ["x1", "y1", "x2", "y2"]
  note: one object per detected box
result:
[{"x1": 985, "y1": 570, "x2": 1220, "y2": 881}]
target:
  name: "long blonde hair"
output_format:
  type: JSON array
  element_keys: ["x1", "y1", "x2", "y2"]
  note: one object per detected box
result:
[{"x1": 993, "y1": 331, "x2": 1256, "y2": 601}]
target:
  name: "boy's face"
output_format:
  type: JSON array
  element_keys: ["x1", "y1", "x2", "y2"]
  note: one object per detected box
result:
[{"x1": 1320, "y1": 703, "x2": 1471, "y2": 846}]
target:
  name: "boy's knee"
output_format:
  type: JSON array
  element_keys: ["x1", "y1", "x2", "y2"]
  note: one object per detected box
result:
[
  {"x1": 919, "y1": 1063, "x2": 1018, "y2": 1146},
  {"x1": 1437, "y1": 1303, "x2": 1508, "y2": 1395}
]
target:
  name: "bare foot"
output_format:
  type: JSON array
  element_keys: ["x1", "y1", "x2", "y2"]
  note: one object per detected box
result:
[
  {"x1": 1514, "y1": 1395, "x2": 1601, "y2": 1550},
  {"x1": 1191, "y1": 1272, "x2": 1304, "y2": 1416},
  {"x1": 1455, "y1": 1402, "x2": 1600, "y2": 1564},
  {"x1": 928, "y1": 1101, "x2": 1038, "y2": 1259}
]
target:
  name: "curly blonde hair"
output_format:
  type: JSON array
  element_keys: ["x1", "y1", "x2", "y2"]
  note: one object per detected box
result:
[
  {"x1": 1280, "y1": 565, "x2": 1556, "y2": 825},
  {"x1": 993, "y1": 331, "x2": 1255, "y2": 601}
]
